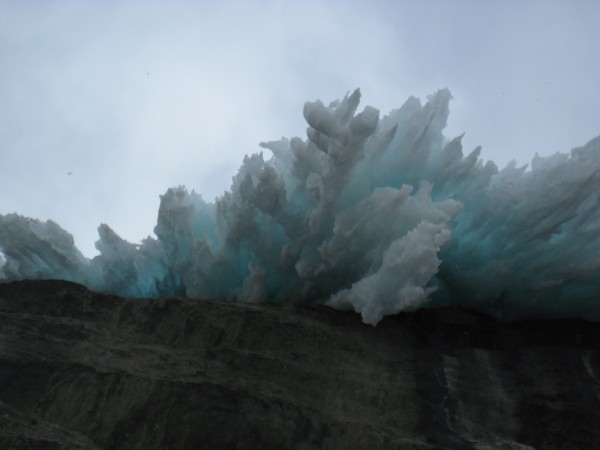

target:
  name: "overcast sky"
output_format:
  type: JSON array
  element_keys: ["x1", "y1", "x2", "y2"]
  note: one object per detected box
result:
[{"x1": 1, "y1": 0, "x2": 599, "y2": 257}]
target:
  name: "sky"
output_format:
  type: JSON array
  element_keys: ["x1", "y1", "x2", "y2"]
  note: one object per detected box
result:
[{"x1": 1, "y1": 0, "x2": 599, "y2": 257}]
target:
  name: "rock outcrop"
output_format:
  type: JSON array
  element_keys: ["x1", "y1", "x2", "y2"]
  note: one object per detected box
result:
[{"x1": 1, "y1": 279, "x2": 599, "y2": 449}]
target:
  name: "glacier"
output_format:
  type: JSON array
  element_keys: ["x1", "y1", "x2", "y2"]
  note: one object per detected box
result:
[{"x1": 2, "y1": 88, "x2": 600, "y2": 325}]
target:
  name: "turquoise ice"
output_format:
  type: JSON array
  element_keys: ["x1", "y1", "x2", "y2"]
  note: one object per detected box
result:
[{"x1": 2, "y1": 89, "x2": 600, "y2": 325}]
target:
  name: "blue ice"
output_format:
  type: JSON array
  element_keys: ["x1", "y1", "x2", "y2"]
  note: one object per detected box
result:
[{"x1": 2, "y1": 89, "x2": 600, "y2": 325}]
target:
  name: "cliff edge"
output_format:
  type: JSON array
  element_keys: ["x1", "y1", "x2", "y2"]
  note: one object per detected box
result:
[{"x1": 1, "y1": 280, "x2": 599, "y2": 449}]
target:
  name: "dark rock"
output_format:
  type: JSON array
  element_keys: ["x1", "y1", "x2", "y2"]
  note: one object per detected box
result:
[{"x1": 1, "y1": 279, "x2": 599, "y2": 449}]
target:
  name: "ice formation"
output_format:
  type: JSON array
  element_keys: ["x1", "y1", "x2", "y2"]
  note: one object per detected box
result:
[{"x1": 2, "y1": 88, "x2": 600, "y2": 325}]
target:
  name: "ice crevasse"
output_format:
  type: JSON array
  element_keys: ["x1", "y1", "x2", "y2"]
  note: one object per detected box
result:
[{"x1": 2, "y1": 88, "x2": 600, "y2": 325}]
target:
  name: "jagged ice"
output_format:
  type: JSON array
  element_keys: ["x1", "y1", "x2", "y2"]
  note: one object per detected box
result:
[{"x1": 2, "y1": 88, "x2": 600, "y2": 325}]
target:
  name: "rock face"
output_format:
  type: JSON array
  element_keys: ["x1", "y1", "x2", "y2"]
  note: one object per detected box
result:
[{"x1": 1, "y1": 280, "x2": 600, "y2": 449}]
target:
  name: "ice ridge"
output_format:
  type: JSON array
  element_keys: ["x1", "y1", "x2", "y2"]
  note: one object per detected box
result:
[{"x1": 2, "y1": 88, "x2": 600, "y2": 325}]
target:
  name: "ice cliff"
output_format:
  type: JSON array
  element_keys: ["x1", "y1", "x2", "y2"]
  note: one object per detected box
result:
[{"x1": 2, "y1": 88, "x2": 600, "y2": 325}]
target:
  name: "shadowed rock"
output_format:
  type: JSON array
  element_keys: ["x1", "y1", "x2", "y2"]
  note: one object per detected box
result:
[{"x1": 1, "y1": 279, "x2": 599, "y2": 449}]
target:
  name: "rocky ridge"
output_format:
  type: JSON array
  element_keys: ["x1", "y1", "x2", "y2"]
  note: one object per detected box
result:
[{"x1": 1, "y1": 279, "x2": 600, "y2": 449}]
